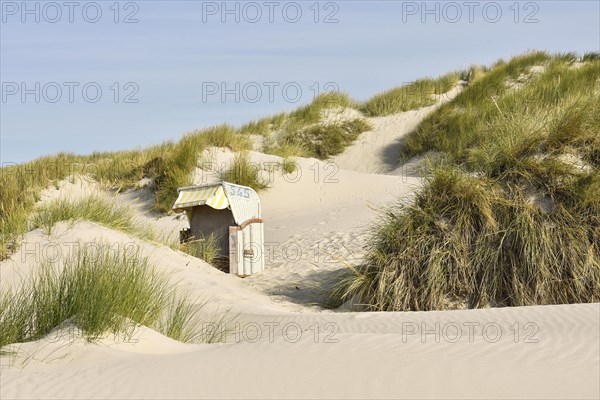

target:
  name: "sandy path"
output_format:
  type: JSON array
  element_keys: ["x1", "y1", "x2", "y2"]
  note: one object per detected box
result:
[
  {"x1": 332, "y1": 86, "x2": 463, "y2": 174},
  {"x1": 197, "y1": 150, "x2": 421, "y2": 308}
]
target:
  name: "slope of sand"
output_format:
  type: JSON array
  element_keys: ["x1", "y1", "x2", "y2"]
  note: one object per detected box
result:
[
  {"x1": 36, "y1": 176, "x2": 188, "y2": 246},
  {"x1": 2, "y1": 297, "x2": 598, "y2": 399},
  {"x1": 332, "y1": 85, "x2": 463, "y2": 175},
  {"x1": 2, "y1": 97, "x2": 599, "y2": 399},
  {"x1": 195, "y1": 148, "x2": 421, "y2": 308}
]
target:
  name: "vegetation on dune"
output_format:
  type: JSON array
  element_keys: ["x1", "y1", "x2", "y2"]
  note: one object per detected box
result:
[
  {"x1": 399, "y1": 51, "x2": 555, "y2": 160},
  {"x1": 288, "y1": 92, "x2": 359, "y2": 124},
  {"x1": 401, "y1": 51, "x2": 595, "y2": 163},
  {"x1": 238, "y1": 92, "x2": 358, "y2": 138},
  {"x1": 31, "y1": 195, "x2": 155, "y2": 239},
  {"x1": 153, "y1": 124, "x2": 252, "y2": 213},
  {"x1": 582, "y1": 51, "x2": 600, "y2": 62},
  {"x1": 0, "y1": 90, "x2": 375, "y2": 259},
  {"x1": 0, "y1": 126, "x2": 252, "y2": 257},
  {"x1": 0, "y1": 246, "x2": 224, "y2": 350},
  {"x1": 180, "y1": 233, "x2": 221, "y2": 266},
  {"x1": 333, "y1": 167, "x2": 600, "y2": 310},
  {"x1": 179, "y1": 234, "x2": 231, "y2": 274},
  {"x1": 262, "y1": 141, "x2": 308, "y2": 174},
  {"x1": 333, "y1": 51, "x2": 600, "y2": 311},
  {"x1": 247, "y1": 92, "x2": 371, "y2": 161},
  {"x1": 0, "y1": 148, "x2": 171, "y2": 260},
  {"x1": 224, "y1": 152, "x2": 270, "y2": 191},
  {"x1": 281, "y1": 118, "x2": 373, "y2": 159},
  {"x1": 6, "y1": 49, "x2": 596, "y2": 325},
  {"x1": 160, "y1": 296, "x2": 230, "y2": 344},
  {"x1": 239, "y1": 113, "x2": 286, "y2": 136},
  {"x1": 361, "y1": 71, "x2": 462, "y2": 116}
]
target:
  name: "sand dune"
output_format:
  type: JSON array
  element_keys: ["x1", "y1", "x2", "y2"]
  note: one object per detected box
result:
[
  {"x1": 1, "y1": 96, "x2": 599, "y2": 399},
  {"x1": 332, "y1": 85, "x2": 463, "y2": 174},
  {"x1": 197, "y1": 149, "x2": 421, "y2": 308},
  {"x1": 2, "y1": 300, "x2": 598, "y2": 399}
]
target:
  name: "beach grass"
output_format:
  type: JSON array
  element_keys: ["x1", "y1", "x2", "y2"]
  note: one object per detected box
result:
[
  {"x1": 0, "y1": 78, "x2": 433, "y2": 260},
  {"x1": 239, "y1": 113, "x2": 286, "y2": 136},
  {"x1": 361, "y1": 71, "x2": 461, "y2": 116},
  {"x1": 281, "y1": 118, "x2": 372, "y2": 159},
  {"x1": 224, "y1": 152, "x2": 270, "y2": 191},
  {"x1": 180, "y1": 233, "x2": 220, "y2": 265},
  {"x1": 0, "y1": 246, "x2": 224, "y2": 350},
  {"x1": 31, "y1": 195, "x2": 155, "y2": 240},
  {"x1": 333, "y1": 51, "x2": 600, "y2": 311}
]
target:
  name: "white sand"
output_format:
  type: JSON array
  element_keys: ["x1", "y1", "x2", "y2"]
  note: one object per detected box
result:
[
  {"x1": 1, "y1": 97, "x2": 599, "y2": 399},
  {"x1": 332, "y1": 85, "x2": 463, "y2": 175}
]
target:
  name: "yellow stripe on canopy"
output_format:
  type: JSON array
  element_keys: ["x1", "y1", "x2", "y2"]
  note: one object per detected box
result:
[
  {"x1": 172, "y1": 185, "x2": 230, "y2": 212},
  {"x1": 205, "y1": 186, "x2": 229, "y2": 209}
]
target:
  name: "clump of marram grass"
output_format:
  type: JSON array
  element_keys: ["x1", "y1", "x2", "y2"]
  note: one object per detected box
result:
[
  {"x1": 282, "y1": 118, "x2": 372, "y2": 159},
  {"x1": 582, "y1": 52, "x2": 600, "y2": 62},
  {"x1": 240, "y1": 93, "x2": 359, "y2": 141},
  {"x1": 224, "y1": 152, "x2": 270, "y2": 191},
  {"x1": 555, "y1": 52, "x2": 579, "y2": 63},
  {"x1": 362, "y1": 71, "x2": 461, "y2": 116},
  {"x1": 262, "y1": 141, "x2": 309, "y2": 174},
  {"x1": 31, "y1": 195, "x2": 155, "y2": 240},
  {"x1": 181, "y1": 234, "x2": 220, "y2": 265},
  {"x1": 196, "y1": 124, "x2": 252, "y2": 152},
  {"x1": 281, "y1": 157, "x2": 299, "y2": 174},
  {"x1": 153, "y1": 125, "x2": 252, "y2": 213},
  {"x1": 239, "y1": 113, "x2": 286, "y2": 136},
  {"x1": 0, "y1": 124, "x2": 252, "y2": 257},
  {"x1": 267, "y1": 92, "x2": 362, "y2": 142},
  {"x1": 399, "y1": 51, "x2": 572, "y2": 160},
  {"x1": 333, "y1": 51, "x2": 600, "y2": 311},
  {"x1": 289, "y1": 92, "x2": 359, "y2": 125},
  {"x1": 160, "y1": 297, "x2": 207, "y2": 343},
  {"x1": 160, "y1": 297, "x2": 233, "y2": 343},
  {"x1": 0, "y1": 245, "x2": 225, "y2": 350},
  {"x1": 332, "y1": 166, "x2": 600, "y2": 311},
  {"x1": 460, "y1": 65, "x2": 488, "y2": 83}
]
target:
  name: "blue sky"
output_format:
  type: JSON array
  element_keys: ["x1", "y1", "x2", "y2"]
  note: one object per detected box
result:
[{"x1": 1, "y1": 0, "x2": 599, "y2": 163}]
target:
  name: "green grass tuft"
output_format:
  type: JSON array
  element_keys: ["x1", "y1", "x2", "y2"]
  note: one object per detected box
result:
[
  {"x1": 582, "y1": 52, "x2": 600, "y2": 62},
  {"x1": 362, "y1": 71, "x2": 461, "y2": 117},
  {"x1": 0, "y1": 246, "x2": 225, "y2": 349},
  {"x1": 31, "y1": 195, "x2": 155, "y2": 240},
  {"x1": 282, "y1": 118, "x2": 372, "y2": 159},
  {"x1": 289, "y1": 92, "x2": 359, "y2": 125},
  {"x1": 333, "y1": 51, "x2": 600, "y2": 311},
  {"x1": 333, "y1": 166, "x2": 600, "y2": 311},
  {"x1": 239, "y1": 113, "x2": 286, "y2": 136},
  {"x1": 224, "y1": 152, "x2": 270, "y2": 191},
  {"x1": 181, "y1": 234, "x2": 220, "y2": 265}
]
